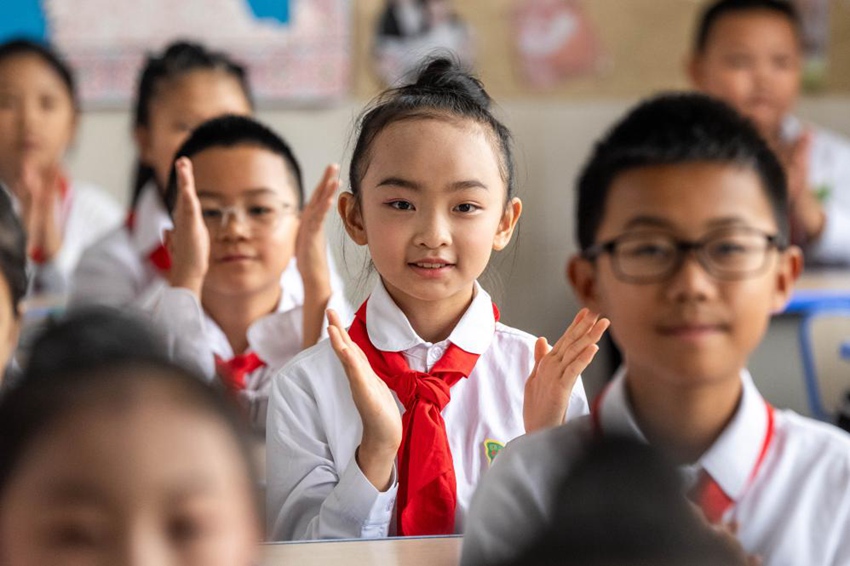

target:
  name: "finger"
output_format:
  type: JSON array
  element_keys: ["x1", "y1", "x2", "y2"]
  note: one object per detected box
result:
[
  {"x1": 327, "y1": 309, "x2": 356, "y2": 350},
  {"x1": 554, "y1": 309, "x2": 600, "y2": 358},
  {"x1": 175, "y1": 157, "x2": 200, "y2": 217},
  {"x1": 550, "y1": 308, "x2": 589, "y2": 353},
  {"x1": 304, "y1": 164, "x2": 340, "y2": 223},
  {"x1": 528, "y1": 336, "x2": 550, "y2": 382},
  {"x1": 556, "y1": 315, "x2": 608, "y2": 365},
  {"x1": 561, "y1": 344, "x2": 599, "y2": 383}
]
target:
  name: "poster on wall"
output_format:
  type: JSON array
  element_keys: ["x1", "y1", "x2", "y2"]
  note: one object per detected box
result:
[
  {"x1": 0, "y1": 0, "x2": 351, "y2": 107},
  {"x1": 372, "y1": 0, "x2": 475, "y2": 86},
  {"x1": 793, "y1": 0, "x2": 830, "y2": 91},
  {"x1": 512, "y1": 0, "x2": 606, "y2": 90}
]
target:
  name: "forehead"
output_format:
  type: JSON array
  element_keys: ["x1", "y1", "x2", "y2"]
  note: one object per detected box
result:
[
  {"x1": 5, "y1": 391, "x2": 247, "y2": 507},
  {"x1": 363, "y1": 117, "x2": 505, "y2": 189},
  {"x1": 0, "y1": 53, "x2": 71, "y2": 93},
  {"x1": 704, "y1": 9, "x2": 800, "y2": 51},
  {"x1": 151, "y1": 70, "x2": 250, "y2": 117},
  {"x1": 191, "y1": 144, "x2": 297, "y2": 200},
  {"x1": 598, "y1": 162, "x2": 777, "y2": 237}
]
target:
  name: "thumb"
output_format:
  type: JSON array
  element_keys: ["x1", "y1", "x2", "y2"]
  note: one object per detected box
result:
[
  {"x1": 528, "y1": 336, "x2": 550, "y2": 381},
  {"x1": 534, "y1": 336, "x2": 551, "y2": 363}
]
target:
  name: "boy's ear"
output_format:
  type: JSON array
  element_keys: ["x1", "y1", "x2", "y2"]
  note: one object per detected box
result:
[
  {"x1": 686, "y1": 54, "x2": 704, "y2": 89},
  {"x1": 338, "y1": 192, "x2": 368, "y2": 246},
  {"x1": 771, "y1": 245, "x2": 803, "y2": 313},
  {"x1": 567, "y1": 254, "x2": 602, "y2": 313},
  {"x1": 493, "y1": 197, "x2": 522, "y2": 251}
]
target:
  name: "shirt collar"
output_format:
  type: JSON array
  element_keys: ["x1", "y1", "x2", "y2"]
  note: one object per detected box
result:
[
  {"x1": 598, "y1": 367, "x2": 769, "y2": 500},
  {"x1": 131, "y1": 182, "x2": 173, "y2": 254},
  {"x1": 364, "y1": 279, "x2": 496, "y2": 355},
  {"x1": 208, "y1": 260, "x2": 304, "y2": 364}
]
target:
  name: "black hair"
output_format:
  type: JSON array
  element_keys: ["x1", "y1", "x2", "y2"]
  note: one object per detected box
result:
[
  {"x1": 500, "y1": 436, "x2": 748, "y2": 566},
  {"x1": 576, "y1": 92, "x2": 788, "y2": 251},
  {"x1": 349, "y1": 56, "x2": 516, "y2": 201},
  {"x1": 131, "y1": 40, "x2": 254, "y2": 207},
  {"x1": 0, "y1": 362, "x2": 260, "y2": 522},
  {"x1": 0, "y1": 309, "x2": 260, "y2": 522},
  {"x1": 164, "y1": 114, "x2": 304, "y2": 215},
  {"x1": 694, "y1": 0, "x2": 802, "y2": 53},
  {"x1": 0, "y1": 188, "x2": 28, "y2": 316},
  {"x1": 23, "y1": 306, "x2": 170, "y2": 381},
  {"x1": 0, "y1": 38, "x2": 77, "y2": 109}
]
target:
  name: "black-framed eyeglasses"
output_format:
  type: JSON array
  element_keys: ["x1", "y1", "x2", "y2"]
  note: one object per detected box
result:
[{"x1": 581, "y1": 226, "x2": 787, "y2": 284}]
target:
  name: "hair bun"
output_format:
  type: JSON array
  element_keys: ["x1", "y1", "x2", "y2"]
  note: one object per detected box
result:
[{"x1": 406, "y1": 56, "x2": 492, "y2": 110}]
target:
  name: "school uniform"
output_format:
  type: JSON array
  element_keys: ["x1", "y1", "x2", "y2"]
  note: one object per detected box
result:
[
  {"x1": 2, "y1": 179, "x2": 122, "y2": 295},
  {"x1": 265, "y1": 279, "x2": 589, "y2": 541},
  {"x1": 69, "y1": 182, "x2": 171, "y2": 309},
  {"x1": 460, "y1": 367, "x2": 850, "y2": 566},
  {"x1": 150, "y1": 259, "x2": 352, "y2": 431},
  {"x1": 783, "y1": 117, "x2": 850, "y2": 266}
]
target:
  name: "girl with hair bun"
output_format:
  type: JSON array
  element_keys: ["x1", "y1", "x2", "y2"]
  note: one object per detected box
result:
[{"x1": 266, "y1": 57, "x2": 608, "y2": 541}]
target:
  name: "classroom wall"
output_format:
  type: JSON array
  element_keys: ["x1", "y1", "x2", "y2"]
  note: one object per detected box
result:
[{"x1": 66, "y1": 95, "x2": 850, "y2": 396}]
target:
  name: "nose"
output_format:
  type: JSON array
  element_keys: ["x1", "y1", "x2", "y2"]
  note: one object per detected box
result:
[
  {"x1": 218, "y1": 207, "x2": 251, "y2": 240},
  {"x1": 413, "y1": 207, "x2": 452, "y2": 249},
  {"x1": 664, "y1": 250, "x2": 718, "y2": 303}
]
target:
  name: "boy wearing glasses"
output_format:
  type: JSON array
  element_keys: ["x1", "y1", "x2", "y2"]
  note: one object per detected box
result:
[
  {"x1": 461, "y1": 94, "x2": 850, "y2": 566},
  {"x1": 154, "y1": 115, "x2": 351, "y2": 431}
]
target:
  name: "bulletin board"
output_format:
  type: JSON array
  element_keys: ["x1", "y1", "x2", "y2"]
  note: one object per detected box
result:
[
  {"x1": 354, "y1": 0, "x2": 850, "y2": 99},
  {"x1": 0, "y1": 0, "x2": 352, "y2": 107}
]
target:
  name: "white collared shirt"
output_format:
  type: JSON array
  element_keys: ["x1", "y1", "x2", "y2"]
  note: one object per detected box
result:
[
  {"x1": 149, "y1": 258, "x2": 352, "y2": 431},
  {"x1": 265, "y1": 279, "x2": 589, "y2": 541},
  {"x1": 461, "y1": 368, "x2": 850, "y2": 566},
  {"x1": 783, "y1": 117, "x2": 850, "y2": 266},
  {"x1": 69, "y1": 182, "x2": 172, "y2": 309}
]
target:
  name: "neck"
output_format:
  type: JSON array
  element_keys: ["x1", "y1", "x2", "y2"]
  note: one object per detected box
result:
[
  {"x1": 202, "y1": 284, "x2": 281, "y2": 355},
  {"x1": 381, "y1": 279, "x2": 476, "y2": 344},
  {"x1": 623, "y1": 364, "x2": 743, "y2": 465}
]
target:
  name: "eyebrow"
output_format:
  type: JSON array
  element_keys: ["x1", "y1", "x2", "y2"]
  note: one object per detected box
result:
[
  {"x1": 375, "y1": 177, "x2": 489, "y2": 192},
  {"x1": 43, "y1": 483, "x2": 109, "y2": 506},
  {"x1": 622, "y1": 215, "x2": 758, "y2": 231}
]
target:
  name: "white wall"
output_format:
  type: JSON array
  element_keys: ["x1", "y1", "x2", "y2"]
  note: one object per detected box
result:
[{"x1": 66, "y1": 96, "x2": 850, "y2": 397}]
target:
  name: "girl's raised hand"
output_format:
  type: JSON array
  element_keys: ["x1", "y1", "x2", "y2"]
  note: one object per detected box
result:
[
  {"x1": 18, "y1": 159, "x2": 63, "y2": 263},
  {"x1": 164, "y1": 157, "x2": 209, "y2": 298},
  {"x1": 327, "y1": 308, "x2": 401, "y2": 492},
  {"x1": 523, "y1": 308, "x2": 609, "y2": 433}
]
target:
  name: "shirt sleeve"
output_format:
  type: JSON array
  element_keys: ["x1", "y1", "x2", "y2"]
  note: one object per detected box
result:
[
  {"x1": 265, "y1": 355, "x2": 398, "y2": 541},
  {"x1": 148, "y1": 286, "x2": 215, "y2": 378},
  {"x1": 461, "y1": 429, "x2": 579, "y2": 566}
]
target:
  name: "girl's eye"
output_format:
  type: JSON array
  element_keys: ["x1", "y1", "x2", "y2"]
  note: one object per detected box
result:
[
  {"x1": 168, "y1": 515, "x2": 209, "y2": 544},
  {"x1": 454, "y1": 203, "x2": 479, "y2": 213},
  {"x1": 388, "y1": 200, "x2": 414, "y2": 211},
  {"x1": 46, "y1": 523, "x2": 105, "y2": 550},
  {"x1": 40, "y1": 95, "x2": 58, "y2": 112}
]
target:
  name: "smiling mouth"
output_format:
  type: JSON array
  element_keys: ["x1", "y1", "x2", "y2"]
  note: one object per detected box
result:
[{"x1": 411, "y1": 262, "x2": 453, "y2": 269}]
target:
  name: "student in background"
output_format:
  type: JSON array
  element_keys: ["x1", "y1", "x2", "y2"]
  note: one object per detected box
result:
[
  {"x1": 688, "y1": 0, "x2": 850, "y2": 266},
  {"x1": 0, "y1": 39, "x2": 122, "y2": 294},
  {"x1": 460, "y1": 93, "x2": 850, "y2": 566},
  {"x1": 266, "y1": 57, "x2": 607, "y2": 541},
  {"x1": 0, "y1": 313, "x2": 261, "y2": 566},
  {"x1": 0, "y1": 189, "x2": 27, "y2": 385},
  {"x1": 154, "y1": 114, "x2": 350, "y2": 432},
  {"x1": 70, "y1": 41, "x2": 253, "y2": 308}
]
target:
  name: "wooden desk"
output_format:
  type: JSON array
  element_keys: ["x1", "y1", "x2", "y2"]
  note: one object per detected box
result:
[{"x1": 262, "y1": 536, "x2": 462, "y2": 566}]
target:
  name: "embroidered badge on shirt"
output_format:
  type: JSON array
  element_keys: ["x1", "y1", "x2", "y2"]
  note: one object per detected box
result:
[
  {"x1": 814, "y1": 183, "x2": 832, "y2": 204},
  {"x1": 484, "y1": 439, "x2": 505, "y2": 465}
]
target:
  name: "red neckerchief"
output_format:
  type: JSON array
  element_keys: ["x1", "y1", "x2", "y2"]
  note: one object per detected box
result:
[
  {"x1": 591, "y1": 380, "x2": 775, "y2": 524},
  {"x1": 125, "y1": 210, "x2": 172, "y2": 272},
  {"x1": 347, "y1": 299, "x2": 499, "y2": 536},
  {"x1": 214, "y1": 352, "x2": 266, "y2": 393}
]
